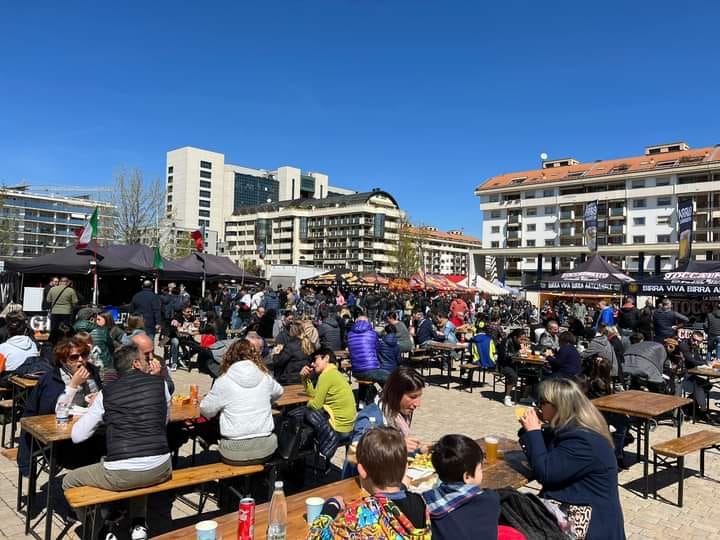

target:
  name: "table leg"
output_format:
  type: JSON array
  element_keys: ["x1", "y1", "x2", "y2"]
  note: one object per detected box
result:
[
  {"x1": 43, "y1": 442, "x2": 55, "y2": 540},
  {"x1": 25, "y1": 435, "x2": 36, "y2": 534},
  {"x1": 9, "y1": 384, "x2": 18, "y2": 449},
  {"x1": 636, "y1": 419, "x2": 641, "y2": 460},
  {"x1": 447, "y1": 353, "x2": 452, "y2": 390},
  {"x1": 677, "y1": 406, "x2": 684, "y2": 438},
  {"x1": 643, "y1": 420, "x2": 650, "y2": 499}
]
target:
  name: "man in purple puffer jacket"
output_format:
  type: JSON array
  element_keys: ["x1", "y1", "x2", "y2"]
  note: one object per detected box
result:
[{"x1": 347, "y1": 316, "x2": 391, "y2": 391}]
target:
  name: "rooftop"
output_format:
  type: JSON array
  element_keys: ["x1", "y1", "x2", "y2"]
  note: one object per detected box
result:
[
  {"x1": 404, "y1": 226, "x2": 482, "y2": 245},
  {"x1": 229, "y1": 189, "x2": 400, "y2": 217},
  {"x1": 475, "y1": 143, "x2": 720, "y2": 193}
]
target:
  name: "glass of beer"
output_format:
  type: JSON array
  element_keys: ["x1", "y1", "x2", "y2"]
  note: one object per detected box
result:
[
  {"x1": 484, "y1": 436, "x2": 499, "y2": 462},
  {"x1": 190, "y1": 384, "x2": 199, "y2": 404}
]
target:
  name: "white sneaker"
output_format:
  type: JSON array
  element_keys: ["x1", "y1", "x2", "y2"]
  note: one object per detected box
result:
[
  {"x1": 104, "y1": 534, "x2": 118, "y2": 540},
  {"x1": 504, "y1": 396, "x2": 515, "y2": 407},
  {"x1": 130, "y1": 524, "x2": 148, "y2": 540}
]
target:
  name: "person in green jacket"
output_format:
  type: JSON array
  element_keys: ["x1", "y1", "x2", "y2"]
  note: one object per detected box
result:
[
  {"x1": 300, "y1": 347, "x2": 357, "y2": 464},
  {"x1": 47, "y1": 277, "x2": 79, "y2": 344},
  {"x1": 73, "y1": 308, "x2": 116, "y2": 380}
]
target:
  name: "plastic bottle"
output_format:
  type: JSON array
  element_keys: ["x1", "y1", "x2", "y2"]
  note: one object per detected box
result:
[
  {"x1": 267, "y1": 481, "x2": 287, "y2": 540},
  {"x1": 369, "y1": 417, "x2": 377, "y2": 430},
  {"x1": 56, "y1": 403, "x2": 70, "y2": 427}
]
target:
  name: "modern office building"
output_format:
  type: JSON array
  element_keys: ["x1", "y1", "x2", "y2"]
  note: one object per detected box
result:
[
  {"x1": 474, "y1": 141, "x2": 720, "y2": 286},
  {"x1": 0, "y1": 187, "x2": 115, "y2": 259},
  {"x1": 165, "y1": 147, "x2": 355, "y2": 240},
  {"x1": 223, "y1": 190, "x2": 404, "y2": 275},
  {"x1": 404, "y1": 226, "x2": 482, "y2": 277}
]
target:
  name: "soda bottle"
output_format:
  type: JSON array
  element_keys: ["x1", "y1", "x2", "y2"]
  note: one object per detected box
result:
[{"x1": 267, "y1": 481, "x2": 287, "y2": 540}]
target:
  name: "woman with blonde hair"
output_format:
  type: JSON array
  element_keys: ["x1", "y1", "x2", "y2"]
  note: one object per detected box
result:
[
  {"x1": 269, "y1": 321, "x2": 313, "y2": 384},
  {"x1": 518, "y1": 378, "x2": 624, "y2": 540},
  {"x1": 200, "y1": 339, "x2": 283, "y2": 464}
]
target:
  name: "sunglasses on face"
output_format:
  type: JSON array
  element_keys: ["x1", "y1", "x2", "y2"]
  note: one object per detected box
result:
[{"x1": 68, "y1": 352, "x2": 89, "y2": 361}]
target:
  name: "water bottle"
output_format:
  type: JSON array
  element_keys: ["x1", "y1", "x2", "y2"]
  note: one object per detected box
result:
[
  {"x1": 267, "y1": 481, "x2": 287, "y2": 540},
  {"x1": 56, "y1": 403, "x2": 70, "y2": 427},
  {"x1": 369, "y1": 417, "x2": 377, "y2": 430}
]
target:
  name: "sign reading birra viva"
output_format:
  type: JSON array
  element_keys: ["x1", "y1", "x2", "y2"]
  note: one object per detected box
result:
[
  {"x1": 584, "y1": 201, "x2": 598, "y2": 253},
  {"x1": 677, "y1": 199, "x2": 693, "y2": 264}
]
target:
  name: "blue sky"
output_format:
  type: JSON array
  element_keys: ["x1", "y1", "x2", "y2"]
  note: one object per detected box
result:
[{"x1": 2, "y1": 1, "x2": 720, "y2": 237}]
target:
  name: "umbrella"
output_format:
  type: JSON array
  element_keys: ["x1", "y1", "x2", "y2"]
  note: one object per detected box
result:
[{"x1": 361, "y1": 272, "x2": 390, "y2": 286}]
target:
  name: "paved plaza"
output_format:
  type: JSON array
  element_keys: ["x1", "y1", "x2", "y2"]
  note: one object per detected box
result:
[{"x1": 0, "y1": 366, "x2": 718, "y2": 539}]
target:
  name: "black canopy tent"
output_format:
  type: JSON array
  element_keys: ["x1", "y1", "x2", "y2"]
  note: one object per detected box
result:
[
  {"x1": 631, "y1": 260, "x2": 720, "y2": 297},
  {"x1": 167, "y1": 252, "x2": 264, "y2": 285},
  {"x1": 540, "y1": 254, "x2": 634, "y2": 294}
]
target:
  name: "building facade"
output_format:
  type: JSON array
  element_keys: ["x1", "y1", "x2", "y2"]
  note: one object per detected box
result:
[
  {"x1": 0, "y1": 187, "x2": 115, "y2": 260},
  {"x1": 165, "y1": 147, "x2": 354, "y2": 241},
  {"x1": 224, "y1": 190, "x2": 404, "y2": 275},
  {"x1": 475, "y1": 141, "x2": 720, "y2": 286},
  {"x1": 405, "y1": 226, "x2": 482, "y2": 277}
]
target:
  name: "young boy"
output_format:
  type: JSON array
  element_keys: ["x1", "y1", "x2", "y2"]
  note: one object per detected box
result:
[
  {"x1": 307, "y1": 426, "x2": 431, "y2": 539},
  {"x1": 423, "y1": 434, "x2": 500, "y2": 539}
]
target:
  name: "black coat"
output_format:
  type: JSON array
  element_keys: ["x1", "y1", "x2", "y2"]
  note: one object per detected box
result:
[
  {"x1": 318, "y1": 318, "x2": 343, "y2": 351},
  {"x1": 269, "y1": 337, "x2": 308, "y2": 385},
  {"x1": 130, "y1": 288, "x2": 162, "y2": 332}
]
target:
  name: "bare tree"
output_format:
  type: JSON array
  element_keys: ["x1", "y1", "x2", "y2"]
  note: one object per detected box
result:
[
  {"x1": 389, "y1": 215, "x2": 426, "y2": 278},
  {"x1": 110, "y1": 168, "x2": 165, "y2": 245}
]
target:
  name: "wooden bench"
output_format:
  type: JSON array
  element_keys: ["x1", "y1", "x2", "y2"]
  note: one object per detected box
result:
[
  {"x1": 652, "y1": 430, "x2": 720, "y2": 506},
  {"x1": 65, "y1": 462, "x2": 264, "y2": 539}
]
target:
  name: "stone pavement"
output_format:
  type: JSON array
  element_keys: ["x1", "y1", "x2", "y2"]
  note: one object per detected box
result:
[{"x1": 0, "y1": 366, "x2": 719, "y2": 538}]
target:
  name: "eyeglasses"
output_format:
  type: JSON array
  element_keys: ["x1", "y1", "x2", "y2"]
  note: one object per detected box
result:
[{"x1": 68, "y1": 352, "x2": 89, "y2": 362}]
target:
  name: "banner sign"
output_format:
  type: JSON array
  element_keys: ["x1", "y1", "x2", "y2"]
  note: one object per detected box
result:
[
  {"x1": 584, "y1": 201, "x2": 598, "y2": 253},
  {"x1": 542, "y1": 279, "x2": 622, "y2": 292},
  {"x1": 636, "y1": 270, "x2": 720, "y2": 296},
  {"x1": 678, "y1": 199, "x2": 693, "y2": 264}
]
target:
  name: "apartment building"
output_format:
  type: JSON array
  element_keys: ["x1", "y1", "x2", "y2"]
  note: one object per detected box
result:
[
  {"x1": 165, "y1": 147, "x2": 354, "y2": 240},
  {"x1": 404, "y1": 226, "x2": 482, "y2": 276},
  {"x1": 475, "y1": 141, "x2": 720, "y2": 286},
  {"x1": 0, "y1": 187, "x2": 115, "y2": 260},
  {"x1": 224, "y1": 190, "x2": 403, "y2": 275}
]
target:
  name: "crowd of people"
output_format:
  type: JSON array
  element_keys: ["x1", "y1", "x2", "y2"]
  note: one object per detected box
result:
[{"x1": 3, "y1": 276, "x2": 716, "y2": 539}]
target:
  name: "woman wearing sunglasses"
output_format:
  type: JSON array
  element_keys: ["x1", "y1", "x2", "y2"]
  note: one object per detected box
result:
[
  {"x1": 17, "y1": 337, "x2": 104, "y2": 477},
  {"x1": 518, "y1": 378, "x2": 624, "y2": 540}
]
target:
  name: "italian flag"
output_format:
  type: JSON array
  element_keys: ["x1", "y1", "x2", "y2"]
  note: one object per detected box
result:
[{"x1": 76, "y1": 207, "x2": 99, "y2": 249}]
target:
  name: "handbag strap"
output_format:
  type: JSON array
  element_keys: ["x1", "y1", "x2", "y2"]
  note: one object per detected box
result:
[{"x1": 49, "y1": 285, "x2": 71, "y2": 312}]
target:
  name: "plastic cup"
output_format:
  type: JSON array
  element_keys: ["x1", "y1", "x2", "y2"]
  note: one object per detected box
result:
[
  {"x1": 306, "y1": 496, "x2": 325, "y2": 524},
  {"x1": 514, "y1": 406, "x2": 529, "y2": 420},
  {"x1": 195, "y1": 520, "x2": 218, "y2": 540},
  {"x1": 484, "y1": 436, "x2": 499, "y2": 463}
]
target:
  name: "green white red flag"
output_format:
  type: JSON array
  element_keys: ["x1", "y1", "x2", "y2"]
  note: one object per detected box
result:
[{"x1": 75, "y1": 207, "x2": 99, "y2": 249}]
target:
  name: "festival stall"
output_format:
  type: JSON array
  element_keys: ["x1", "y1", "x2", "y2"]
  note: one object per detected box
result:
[
  {"x1": 302, "y1": 268, "x2": 362, "y2": 288},
  {"x1": 631, "y1": 259, "x2": 720, "y2": 298},
  {"x1": 409, "y1": 272, "x2": 467, "y2": 292}
]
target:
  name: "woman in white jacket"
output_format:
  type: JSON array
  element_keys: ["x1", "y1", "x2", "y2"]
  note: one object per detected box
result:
[{"x1": 200, "y1": 339, "x2": 284, "y2": 464}]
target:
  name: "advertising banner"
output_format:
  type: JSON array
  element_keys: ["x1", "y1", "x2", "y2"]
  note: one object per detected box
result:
[
  {"x1": 678, "y1": 198, "x2": 693, "y2": 265},
  {"x1": 584, "y1": 201, "x2": 598, "y2": 253}
]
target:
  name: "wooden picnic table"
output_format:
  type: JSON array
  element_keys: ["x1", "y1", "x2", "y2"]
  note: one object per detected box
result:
[
  {"x1": 7, "y1": 376, "x2": 39, "y2": 450},
  {"x1": 592, "y1": 390, "x2": 692, "y2": 498},
  {"x1": 155, "y1": 436, "x2": 531, "y2": 540},
  {"x1": 424, "y1": 341, "x2": 468, "y2": 389},
  {"x1": 19, "y1": 399, "x2": 203, "y2": 540},
  {"x1": 687, "y1": 366, "x2": 720, "y2": 379},
  {"x1": 276, "y1": 384, "x2": 311, "y2": 408}
]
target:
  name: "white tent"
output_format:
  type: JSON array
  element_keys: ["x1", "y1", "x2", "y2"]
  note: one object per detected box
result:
[{"x1": 474, "y1": 275, "x2": 509, "y2": 296}]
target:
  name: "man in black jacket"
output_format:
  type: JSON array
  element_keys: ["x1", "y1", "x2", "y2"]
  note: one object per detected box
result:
[
  {"x1": 129, "y1": 280, "x2": 162, "y2": 340},
  {"x1": 704, "y1": 303, "x2": 720, "y2": 362},
  {"x1": 318, "y1": 312, "x2": 343, "y2": 351},
  {"x1": 62, "y1": 344, "x2": 171, "y2": 540}
]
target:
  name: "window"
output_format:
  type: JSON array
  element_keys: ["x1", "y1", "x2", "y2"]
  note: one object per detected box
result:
[
  {"x1": 631, "y1": 179, "x2": 645, "y2": 189},
  {"x1": 657, "y1": 215, "x2": 671, "y2": 225},
  {"x1": 488, "y1": 194, "x2": 499, "y2": 203},
  {"x1": 655, "y1": 160, "x2": 676, "y2": 169},
  {"x1": 545, "y1": 223, "x2": 555, "y2": 231},
  {"x1": 632, "y1": 199, "x2": 647, "y2": 208},
  {"x1": 525, "y1": 191, "x2": 536, "y2": 199},
  {"x1": 168, "y1": 166, "x2": 174, "y2": 174},
  {"x1": 200, "y1": 170, "x2": 212, "y2": 179},
  {"x1": 633, "y1": 217, "x2": 645, "y2": 226},
  {"x1": 543, "y1": 189, "x2": 554, "y2": 197},
  {"x1": 656, "y1": 177, "x2": 671, "y2": 186},
  {"x1": 657, "y1": 197, "x2": 672, "y2": 207},
  {"x1": 527, "y1": 224, "x2": 536, "y2": 232},
  {"x1": 526, "y1": 239, "x2": 536, "y2": 247},
  {"x1": 544, "y1": 206, "x2": 555, "y2": 216},
  {"x1": 490, "y1": 210, "x2": 501, "y2": 219},
  {"x1": 200, "y1": 160, "x2": 212, "y2": 170},
  {"x1": 167, "y1": 176, "x2": 173, "y2": 183},
  {"x1": 199, "y1": 200, "x2": 210, "y2": 208},
  {"x1": 167, "y1": 185, "x2": 173, "y2": 193},
  {"x1": 491, "y1": 226, "x2": 500, "y2": 234},
  {"x1": 657, "y1": 234, "x2": 671, "y2": 243},
  {"x1": 166, "y1": 195, "x2": 172, "y2": 202},
  {"x1": 490, "y1": 241, "x2": 500, "y2": 248},
  {"x1": 566, "y1": 171, "x2": 584, "y2": 179},
  {"x1": 199, "y1": 210, "x2": 210, "y2": 217},
  {"x1": 526, "y1": 208, "x2": 537, "y2": 216},
  {"x1": 200, "y1": 180, "x2": 211, "y2": 189},
  {"x1": 200, "y1": 190, "x2": 211, "y2": 199},
  {"x1": 198, "y1": 219, "x2": 209, "y2": 227},
  {"x1": 633, "y1": 235, "x2": 645, "y2": 243}
]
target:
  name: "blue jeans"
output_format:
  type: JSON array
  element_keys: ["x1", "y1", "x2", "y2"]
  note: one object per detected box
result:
[
  {"x1": 170, "y1": 337, "x2": 180, "y2": 365},
  {"x1": 353, "y1": 369, "x2": 391, "y2": 386}
]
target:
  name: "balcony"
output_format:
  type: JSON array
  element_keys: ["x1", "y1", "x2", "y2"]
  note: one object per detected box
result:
[
  {"x1": 507, "y1": 231, "x2": 520, "y2": 240},
  {"x1": 608, "y1": 207, "x2": 625, "y2": 219},
  {"x1": 608, "y1": 225, "x2": 624, "y2": 235},
  {"x1": 559, "y1": 211, "x2": 573, "y2": 221},
  {"x1": 507, "y1": 215, "x2": 521, "y2": 226}
]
